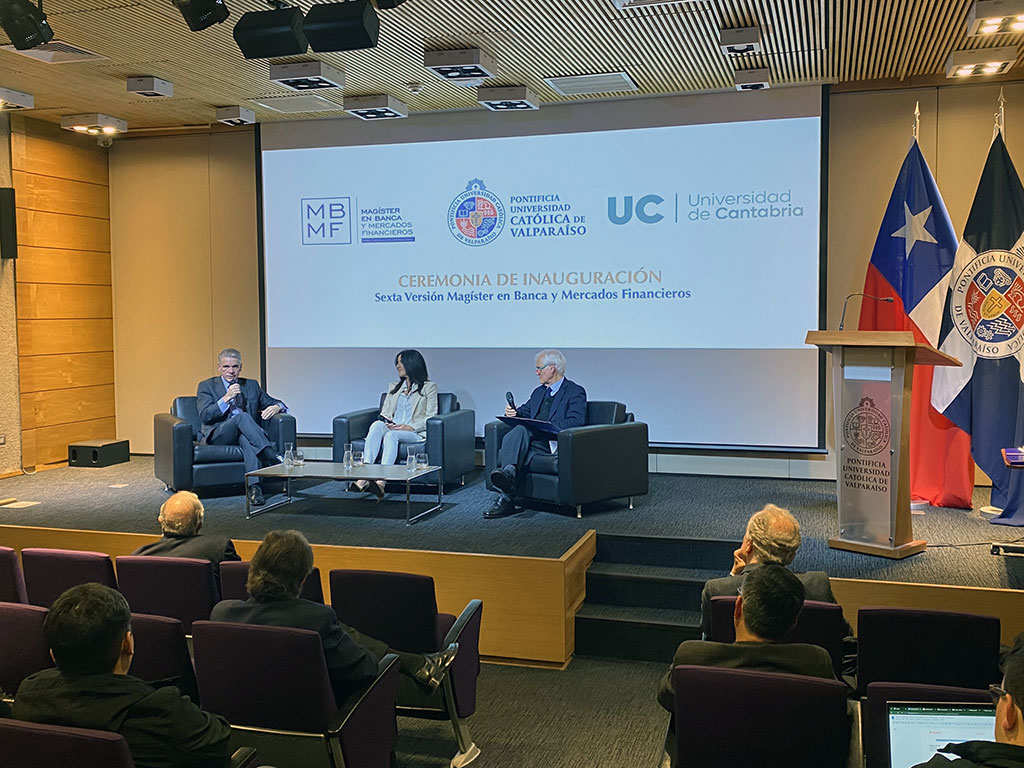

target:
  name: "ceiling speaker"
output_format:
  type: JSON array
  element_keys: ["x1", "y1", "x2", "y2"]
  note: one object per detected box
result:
[
  {"x1": 233, "y1": 7, "x2": 307, "y2": 59},
  {"x1": 303, "y1": 1, "x2": 379, "y2": 53}
]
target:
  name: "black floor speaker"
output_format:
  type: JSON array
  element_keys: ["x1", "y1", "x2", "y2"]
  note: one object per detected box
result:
[{"x1": 68, "y1": 439, "x2": 130, "y2": 467}]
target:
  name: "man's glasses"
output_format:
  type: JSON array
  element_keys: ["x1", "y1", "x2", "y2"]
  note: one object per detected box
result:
[
  {"x1": 990, "y1": 683, "x2": 1009, "y2": 705},
  {"x1": 535, "y1": 364, "x2": 552, "y2": 371}
]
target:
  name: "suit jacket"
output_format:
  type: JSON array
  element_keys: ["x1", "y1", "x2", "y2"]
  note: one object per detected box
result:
[
  {"x1": 656, "y1": 639, "x2": 835, "y2": 712},
  {"x1": 380, "y1": 380, "x2": 438, "y2": 435},
  {"x1": 210, "y1": 597, "x2": 377, "y2": 705},
  {"x1": 700, "y1": 562, "x2": 853, "y2": 637},
  {"x1": 516, "y1": 378, "x2": 587, "y2": 432},
  {"x1": 130, "y1": 534, "x2": 240, "y2": 568},
  {"x1": 196, "y1": 376, "x2": 285, "y2": 442}
]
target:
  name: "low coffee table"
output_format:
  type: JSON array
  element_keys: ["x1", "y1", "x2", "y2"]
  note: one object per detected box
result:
[{"x1": 245, "y1": 461, "x2": 443, "y2": 524}]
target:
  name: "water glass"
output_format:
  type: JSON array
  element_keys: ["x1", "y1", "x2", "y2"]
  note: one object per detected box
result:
[
  {"x1": 406, "y1": 453, "x2": 417, "y2": 473},
  {"x1": 352, "y1": 450, "x2": 363, "y2": 467},
  {"x1": 343, "y1": 443, "x2": 353, "y2": 469},
  {"x1": 293, "y1": 448, "x2": 305, "y2": 467},
  {"x1": 416, "y1": 452, "x2": 428, "y2": 469},
  {"x1": 283, "y1": 442, "x2": 294, "y2": 467}
]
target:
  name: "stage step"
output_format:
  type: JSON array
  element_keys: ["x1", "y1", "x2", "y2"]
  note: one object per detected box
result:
[
  {"x1": 574, "y1": 604, "x2": 701, "y2": 663},
  {"x1": 574, "y1": 533, "x2": 739, "y2": 661}
]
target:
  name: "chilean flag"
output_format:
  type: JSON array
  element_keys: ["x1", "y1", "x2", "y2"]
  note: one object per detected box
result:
[
  {"x1": 932, "y1": 132, "x2": 1024, "y2": 526},
  {"x1": 858, "y1": 139, "x2": 974, "y2": 509}
]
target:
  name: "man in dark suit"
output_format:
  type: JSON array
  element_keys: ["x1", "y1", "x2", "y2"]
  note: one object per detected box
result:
[
  {"x1": 657, "y1": 565, "x2": 836, "y2": 767},
  {"x1": 485, "y1": 349, "x2": 587, "y2": 519},
  {"x1": 130, "y1": 491, "x2": 240, "y2": 584},
  {"x1": 699, "y1": 503, "x2": 852, "y2": 638},
  {"x1": 197, "y1": 347, "x2": 287, "y2": 507},
  {"x1": 211, "y1": 530, "x2": 457, "y2": 706}
]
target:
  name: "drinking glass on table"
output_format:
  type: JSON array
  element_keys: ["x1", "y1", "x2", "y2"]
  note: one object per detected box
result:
[
  {"x1": 416, "y1": 452, "x2": 428, "y2": 470},
  {"x1": 293, "y1": 448, "x2": 305, "y2": 466},
  {"x1": 406, "y1": 453, "x2": 417, "y2": 472},
  {"x1": 342, "y1": 443, "x2": 353, "y2": 469},
  {"x1": 283, "y1": 442, "x2": 294, "y2": 467},
  {"x1": 352, "y1": 450, "x2": 363, "y2": 467}
]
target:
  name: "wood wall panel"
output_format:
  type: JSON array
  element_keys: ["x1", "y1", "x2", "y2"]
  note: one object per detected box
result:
[
  {"x1": 20, "y1": 352, "x2": 115, "y2": 393},
  {"x1": 17, "y1": 319, "x2": 114, "y2": 356},
  {"x1": 16, "y1": 284, "x2": 113, "y2": 319},
  {"x1": 20, "y1": 384, "x2": 116, "y2": 430},
  {"x1": 16, "y1": 209, "x2": 110, "y2": 252},
  {"x1": 11, "y1": 130, "x2": 109, "y2": 185},
  {"x1": 29, "y1": 417, "x2": 117, "y2": 465},
  {"x1": 13, "y1": 170, "x2": 110, "y2": 219},
  {"x1": 14, "y1": 247, "x2": 112, "y2": 285},
  {"x1": 20, "y1": 429, "x2": 37, "y2": 468}
]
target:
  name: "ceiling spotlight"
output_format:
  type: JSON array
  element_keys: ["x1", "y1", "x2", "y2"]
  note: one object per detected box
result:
[
  {"x1": 945, "y1": 45, "x2": 1018, "y2": 77},
  {"x1": 172, "y1": 0, "x2": 228, "y2": 31},
  {"x1": 719, "y1": 26, "x2": 763, "y2": 56},
  {"x1": 477, "y1": 85, "x2": 539, "y2": 111},
  {"x1": 216, "y1": 105, "x2": 256, "y2": 125},
  {"x1": 966, "y1": 0, "x2": 1024, "y2": 36},
  {"x1": 0, "y1": 0, "x2": 54, "y2": 50},
  {"x1": 344, "y1": 94, "x2": 407, "y2": 119},
  {"x1": 424, "y1": 48, "x2": 497, "y2": 85},
  {"x1": 60, "y1": 113, "x2": 126, "y2": 135},
  {"x1": 269, "y1": 60, "x2": 344, "y2": 91},
  {"x1": 0, "y1": 85, "x2": 34, "y2": 110},
  {"x1": 303, "y1": 0, "x2": 378, "y2": 52},
  {"x1": 233, "y1": 6, "x2": 307, "y2": 59},
  {"x1": 127, "y1": 76, "x2": 173, "y2": 97},
  {"x1": 734, "y1": 67, "x2": 771, "y2": 91}
]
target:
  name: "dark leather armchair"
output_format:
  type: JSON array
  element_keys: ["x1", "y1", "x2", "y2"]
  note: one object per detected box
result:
[
  {"x1": 333, "y1": 392, "x2": 475, "y2": 487},
  {"x1": 484, "y1": 401, "x2": 648, "y2": 517},
  {"x1": 154, "y1": 396, "x2": 296, "y2": 492}
]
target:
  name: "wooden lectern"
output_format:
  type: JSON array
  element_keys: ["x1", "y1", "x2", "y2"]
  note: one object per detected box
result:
[{"x1": 806, "y1": 330, "x2": 961, "y2": 559}]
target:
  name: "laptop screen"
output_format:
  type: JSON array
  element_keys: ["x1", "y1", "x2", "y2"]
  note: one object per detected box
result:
[{"x1": 887, "y1": 702, "x2": 996, "y2": 768}]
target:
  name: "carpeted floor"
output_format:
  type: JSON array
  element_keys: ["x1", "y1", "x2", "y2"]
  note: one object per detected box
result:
[{"x1": 1, "y1": 457, "x2": 1023, "y2": 588}]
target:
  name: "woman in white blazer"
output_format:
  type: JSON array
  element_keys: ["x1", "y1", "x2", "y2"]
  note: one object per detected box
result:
[{"x1": 355, "y1": 349, "x2": 438, "y2": 498}]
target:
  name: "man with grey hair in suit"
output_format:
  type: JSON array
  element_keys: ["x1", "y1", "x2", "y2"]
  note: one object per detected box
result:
[
  {"x1": 699, "y1": 503, "x2": 852, "y2": 638},
  {"x1": 196, "y1": 348, "x2": 287, "y2": 507}
]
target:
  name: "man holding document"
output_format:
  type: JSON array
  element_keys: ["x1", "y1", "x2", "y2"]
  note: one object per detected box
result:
[{"x1": 485, "y1": 349, "x2": 587, "y2": 519}]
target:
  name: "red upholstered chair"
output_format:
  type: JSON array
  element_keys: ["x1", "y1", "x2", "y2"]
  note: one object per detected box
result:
[
  {"x1": 129, "y1": 613, "x2": 199, "y2": 703},
  {"x1": 219, "y1": 561, "x2": 324, "y2": 604},
  {"x1": 0, "y1": 719, "x2": 135, "y2": 768},
  {"x1": 21, "y1": 548, "x2": 117, "y2": 608},
  {"x1": 192, "y1": 620, "x2": 399, "y2": 768},
  {"x1": 673, "y1": 666, "x2": 850, "y2": 768},
  {"x1": 329, "y1": 568, "x2": 482, "y2": 767},
  {"x1": 116, "y1": 556, "x2": 218, "y2": 633},
  {"x1": 0, "y1": 546, "x2": 28, "y2": 603},
  {"x1": 0, "y1": 602, "x2": 52, "y2": 696}
]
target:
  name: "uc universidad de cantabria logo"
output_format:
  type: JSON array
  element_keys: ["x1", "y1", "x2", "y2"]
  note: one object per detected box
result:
[
  {"x1": 951, "y1": 250, "x2": 1024, "y2": 359},
  {"x1": 448, "y1": 179, "x2": 506, "y2": 246}
]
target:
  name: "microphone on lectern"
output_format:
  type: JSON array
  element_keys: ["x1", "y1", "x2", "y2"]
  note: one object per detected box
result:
[{"x1": 838, "y1": 293, "x2": 895, "y2": 331}]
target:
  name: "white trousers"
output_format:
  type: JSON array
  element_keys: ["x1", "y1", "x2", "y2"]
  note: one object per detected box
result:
[{"x1": 363, "y1": 419, "x2": 425, "y2": 465}]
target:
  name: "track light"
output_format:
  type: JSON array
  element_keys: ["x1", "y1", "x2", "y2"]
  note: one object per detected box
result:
[
  {"x1": 0, "y1": 0, "x2": 54, "y2": 50},
  {"x1": 172, "y1": 0, "x2": 229, "y2": 32}
]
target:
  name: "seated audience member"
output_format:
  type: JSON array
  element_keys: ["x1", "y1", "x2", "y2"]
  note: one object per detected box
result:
[
  {"x1": 658, "y1": 563, "x2": 835, "y2": 713},
  {"x1": 700, "y1": 503, "x2": 852, "y2": 637},
  {"x1": 13, "y1": 583, "x2": 230, "y2": 768},
  {"x1": 353, "y1": 349, "x2": 438, "y2": 500},
  {"x1": 131, "y1": 491, "x2": 240, "y2": 582},
  {"x1": 210, "y1": 530, "x2": 457, "y2": 704},
  {"x1": 912, "y1": 642, "x2": 1024, "y2": 767}
]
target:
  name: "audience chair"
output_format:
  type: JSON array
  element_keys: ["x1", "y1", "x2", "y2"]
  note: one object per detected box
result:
[
  {"x1": 673, "y1": 665, "x2": 850, "y2": 768},
  {"x1": 129, "y1": 612, "x2": 199, "y2": 703},
  {"x1": 0, "y1": 602, "x2": 52, "y2": 696},
  {"x1": 0, "y1": 718, "x2": 136, "y2": 768},
  {"x1": 856, "y1": 607, "x2": 1001, "y2": 695},
  {"x1": 116, "y1": 556, "x2": 219, "y2": 633},
  {"x1": 21, "y1": 548, "x2": 117, "y2": 608},
  {"x1": 220, "y1": 561, "x2": 324, "y2": 604},
  {"x1": 862, "y1": 682, "x2": 991, "y2": 768},
  {"x1": 330, "y1": 569, "x2": 482, "y2": 767},
  {"x1": 0, "y1": 546, "x2": 27, "y2": 603},
  {"x1": 709, "y1": 596, "x2": 846, "y2": 677},
  {"x1": 484, "y1": 400, "x2": 649, "y2": 517},
  {"x1": 154, "y1": 395, "x2": 296, "y2": 493},
  {"x1": 192, "y1": 620, "x2": 400, "y2": 768},
  {"x1": 333, "y1": 392, "x2": 476, "y2": 488}
]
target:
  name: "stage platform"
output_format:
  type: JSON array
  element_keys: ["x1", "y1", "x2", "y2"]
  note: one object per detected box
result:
[{"x1": 1, "y1": 457, "x2": 1023, "y2": 663}]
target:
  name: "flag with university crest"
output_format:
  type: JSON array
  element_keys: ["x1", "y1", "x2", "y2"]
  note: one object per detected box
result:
[
  {"x1": 859, "y1": 139, "x2": 974, "y2": 508},
  {"x1": 932, "y1": 131, "x2": 1024, "y2": 526}
]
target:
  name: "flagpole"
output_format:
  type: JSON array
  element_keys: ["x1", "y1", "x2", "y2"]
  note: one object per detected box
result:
[
  {"x1": 996, "y1": 87, "x2": 1006, "y2": 139},
  {"x1": 913, "y1": 100, "x2": 920, "y2": 142}
]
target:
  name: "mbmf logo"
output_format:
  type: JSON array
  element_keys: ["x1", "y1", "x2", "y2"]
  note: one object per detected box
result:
[
  {"x1": 301, "y1": 197, "x2": 352, "y2": 245},
  {"x1": 607, "y1": 194, "x2": 665, "y2": 225}
]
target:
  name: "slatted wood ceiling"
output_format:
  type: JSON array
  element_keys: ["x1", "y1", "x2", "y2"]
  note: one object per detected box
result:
[{"x1": 0, "y1": 0, "x2": 1023, "y2": 129}]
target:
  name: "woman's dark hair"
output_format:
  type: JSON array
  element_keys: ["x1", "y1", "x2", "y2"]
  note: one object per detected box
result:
[
  {"x1": 247, "y1": 530, "x2": 314, "y2": 602},
  {"x1": 44, "y1": 583, "x2": 131, "y2": 675},
  {"x1": 390, "y1": 349, "x2": 429, "y2": 395}
]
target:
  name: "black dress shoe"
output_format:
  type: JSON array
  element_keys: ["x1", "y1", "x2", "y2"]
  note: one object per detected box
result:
[
  {"x1": 368, "y1": 481, "x2": 385, "y2": 501},
  {"x1": 483, "y1": 497, "x2": 516, "y2": 519},
  {"x1": 489, "y1": 464, "x2": 516, "y2": 495},
  {"x1": 413, "y1": 642, "x2": 458, "y2": 691},
  {"x1": 247, "y1": 484, "x2": 265, "y2": 507}
]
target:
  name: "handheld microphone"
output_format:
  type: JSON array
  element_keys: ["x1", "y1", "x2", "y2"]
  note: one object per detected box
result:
[
  {"x1": 506, "y1": 391, "x2": 516, "y2": 410},
  {"x1": 838, "y1": 293, "x2": 895, "y2": 331}
]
